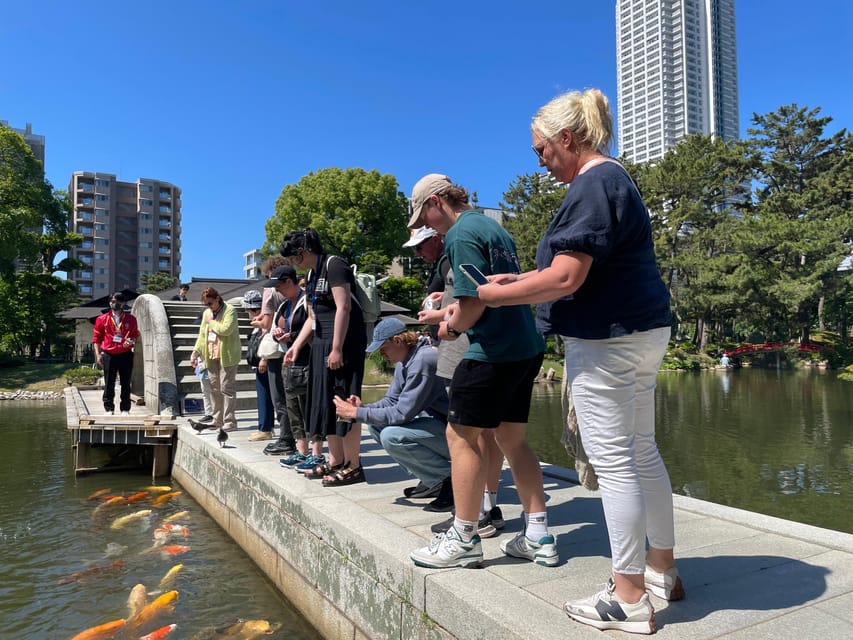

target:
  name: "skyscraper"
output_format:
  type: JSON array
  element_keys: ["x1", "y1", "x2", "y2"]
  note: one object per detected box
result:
[
  {"x1": 67, "y1": 172, "x2": 182, "y2": 297},
  {"x1": 616, "y1": 0, "x2": 739, "y2": 163}
]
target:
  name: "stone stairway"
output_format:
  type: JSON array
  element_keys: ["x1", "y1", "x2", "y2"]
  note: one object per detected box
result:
[{"x1": 162, "y1": 300, "x2": 259, "y2": 414}]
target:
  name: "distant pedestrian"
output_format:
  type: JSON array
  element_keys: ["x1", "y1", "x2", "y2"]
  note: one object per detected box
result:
[
  {"x1": 171, "y1": 283, "x2": 190, "y2": 301},
  {"x1": 92, "y1": 292, "x2": 140, "y2": 416}
]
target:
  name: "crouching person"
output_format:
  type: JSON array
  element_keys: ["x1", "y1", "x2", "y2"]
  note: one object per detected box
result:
[{"x1": 333, "y1": 318, "x2": 453, "y2": 509}]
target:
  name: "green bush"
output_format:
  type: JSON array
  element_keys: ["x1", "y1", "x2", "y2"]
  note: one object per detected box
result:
[{"x1": 65, "y1": 366, "x2": 101, "y2": 386}]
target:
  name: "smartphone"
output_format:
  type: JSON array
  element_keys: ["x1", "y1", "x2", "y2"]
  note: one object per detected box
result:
[{"x1": 459, "y1": 263, "x2": 489, "y2": 287}]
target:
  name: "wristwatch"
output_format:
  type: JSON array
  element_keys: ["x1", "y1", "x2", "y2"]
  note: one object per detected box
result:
[{"x1": 445, "y1": 323, "x2": 462, "y2": 338}]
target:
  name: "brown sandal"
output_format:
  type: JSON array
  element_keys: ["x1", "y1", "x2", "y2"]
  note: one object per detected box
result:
[
  {"x1": 304, "y1": 462, "x2": 343, "y2": 480},
  {"x1": 322, "y1": 466, "x2": 366, "y2": 487}
]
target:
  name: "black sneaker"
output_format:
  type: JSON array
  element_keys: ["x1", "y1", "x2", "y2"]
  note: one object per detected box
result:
[
  {"x1": 404, "y1": 480, "x2": 442, "y2": 499},
  {"x1": 198, "y1": 414, "x2": 214, "y2": 423},
  {"x1": 263, "y1": 442, "x2": 296, "y2": 456},
  {"x1": 430, "y1": 508, "x2": 502, "y2": 539},
  {"x1": 489, "y1": 506, "x2": 505, "y2": 530},
  {"x1": 423, "y1": 477, "x2": 454, "y2": 512}
]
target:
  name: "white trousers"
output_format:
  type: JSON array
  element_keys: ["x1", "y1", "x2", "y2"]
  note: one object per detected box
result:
[{"x1": 563, "y1": 326, "x2": 674, "y2": 575}]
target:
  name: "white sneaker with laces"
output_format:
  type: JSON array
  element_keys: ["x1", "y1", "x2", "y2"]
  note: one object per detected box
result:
[
  {"x1": 644, "y1": 565, "x2": 684, "y2": 601},
  {"x1": 120, "y1": 411, "x2": 130, "y2": 416},
  {"x1": 410, "y1": 526, "x2": 482, "y2": 569},
  {"x1": 564, "y1": 579, "x2": 655, "y2": 634},
  {"x1": 500, "y1": 531, "x2": 559, "y2": 566}
]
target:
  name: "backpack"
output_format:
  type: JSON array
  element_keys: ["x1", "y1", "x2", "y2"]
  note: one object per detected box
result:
[{"x1": 351, "y1": 264, "x2": 382, "y2": 324}]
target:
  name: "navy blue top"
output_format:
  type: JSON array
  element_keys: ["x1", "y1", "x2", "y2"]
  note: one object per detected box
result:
[{"x1": 535, "y1": 161, "x2": 671, "y2": 339}]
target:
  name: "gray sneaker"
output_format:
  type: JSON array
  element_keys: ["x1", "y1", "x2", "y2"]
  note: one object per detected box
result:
[
  {"x1": 500, "y1": 531, "x2": 559, "y2": 567},
  {"x1": 644, "y1": 565, "x2": 685, "y2": 601},
  {"x1": 410, "y1": 527, "x2": 483, "y2": 569},
  {"x1": 564, "y1": 579, "x2": 655, "y2": 634}
]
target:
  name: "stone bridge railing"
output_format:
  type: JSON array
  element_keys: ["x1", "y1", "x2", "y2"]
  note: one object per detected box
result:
[{"x1": 131, "y1": 294, "x2": 179, "y2": 416}]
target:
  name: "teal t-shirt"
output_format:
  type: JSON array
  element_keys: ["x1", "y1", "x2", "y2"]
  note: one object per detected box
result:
[{"x1": 445, "y1": 209, "x2": 545, "y2": 363}]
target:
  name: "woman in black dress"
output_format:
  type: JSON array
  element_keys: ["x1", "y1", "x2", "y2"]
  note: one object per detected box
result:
[{"x1": 281, "y1": 229, "x2": 368, "y2": 485}]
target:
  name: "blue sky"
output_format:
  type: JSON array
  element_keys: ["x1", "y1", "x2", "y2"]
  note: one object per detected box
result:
[{"x1": 2, "y1": 1, "x2": 851, "y2": 280}]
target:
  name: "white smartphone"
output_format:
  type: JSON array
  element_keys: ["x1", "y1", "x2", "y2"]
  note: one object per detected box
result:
[{"x1": 459, "y1": 263, "x2": 489, "y2": 287}]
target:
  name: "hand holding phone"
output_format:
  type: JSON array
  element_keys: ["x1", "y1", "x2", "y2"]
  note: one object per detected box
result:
[{"x1": 459, "y1": 263, "x2": 489, "y2": 287}]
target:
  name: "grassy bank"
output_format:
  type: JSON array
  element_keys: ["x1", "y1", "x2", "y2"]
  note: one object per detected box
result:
[{"x1": 0, "y1": 361, "x2": 79, "y2": 392}]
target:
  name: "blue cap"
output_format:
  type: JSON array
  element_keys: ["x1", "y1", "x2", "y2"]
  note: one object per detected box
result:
[{"x1": 365, "y1": 317, "x2": 407, "y2": 353}]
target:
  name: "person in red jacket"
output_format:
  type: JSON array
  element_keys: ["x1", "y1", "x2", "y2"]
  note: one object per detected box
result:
[{"x1": 92, "y1": 292, "x2": 140, "y2": 415}]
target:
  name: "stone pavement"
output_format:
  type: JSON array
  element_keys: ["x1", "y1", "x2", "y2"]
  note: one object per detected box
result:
[{"x1": 71, "y1": 387, "x2": 853, "y2": 638}]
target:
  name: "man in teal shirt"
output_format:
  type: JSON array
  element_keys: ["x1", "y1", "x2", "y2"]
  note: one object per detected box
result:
[{"x1": 406, "y1": 174, "x2": 557, "y2": 570}]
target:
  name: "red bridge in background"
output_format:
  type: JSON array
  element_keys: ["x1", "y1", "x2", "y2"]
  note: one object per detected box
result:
[{"x1": 727, "y1": 341, "x2": 822, "y2": 356}]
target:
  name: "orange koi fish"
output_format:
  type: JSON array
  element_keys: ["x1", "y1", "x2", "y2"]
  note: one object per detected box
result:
[
  {"x1": 153, "y1": 524, "x2": 190, "y2": 543},
  {"x1": 57, "y1": 559, "x2": 124, "y2": 585},
  {"x1": 91, "y1": 496, "x2": 126, "y2": 519},
  {"x1": 127, "y1": 590, "x2": 178, "y2": 633},
  {"x1": 159, "y1": 545, "x2": 190, "y2": 556},
  {"x1": 87, "y1": 488, "x2": 112, "y2": 501},
  {"x1": 126, "y1": 491, "x2": 150, "y2": 503},
  {"x1": 144, "y1": 485, "x2": 172, "y2": 493},
  {"x1": 151, "y1": 491, "x2": 182, "y2": 506},
  {"x1": 139, "y1": 624, "x2": 177, "y2": 640},
  {"x1": 69, "y1": 618, "x2": 126, "y2": 640}
]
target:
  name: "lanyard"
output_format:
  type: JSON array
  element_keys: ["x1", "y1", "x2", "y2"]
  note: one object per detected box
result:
[{"x1": 111, "y1": 312, "x2": 123, "y2": 332}]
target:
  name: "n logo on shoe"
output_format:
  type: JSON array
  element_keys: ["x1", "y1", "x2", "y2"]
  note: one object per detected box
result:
[{"x1": 594, "y1": 599, "x2": 628, "y2": 622}]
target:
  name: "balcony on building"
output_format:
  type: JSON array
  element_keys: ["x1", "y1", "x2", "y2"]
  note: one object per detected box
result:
[
  {"x1": 158, "y1": 233, "x2": 171, "y2": 242},
  {"x1": 77, "y1": 181, "x2": 94, "y2": 192}
]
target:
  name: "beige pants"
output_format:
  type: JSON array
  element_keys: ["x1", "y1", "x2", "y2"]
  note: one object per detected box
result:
[{"x1": 208, "y1": 359, "x2": 238, "y2": 429}]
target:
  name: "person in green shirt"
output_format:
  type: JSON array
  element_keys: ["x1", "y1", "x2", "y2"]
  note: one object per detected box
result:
[{"x1": 406, "y1": 173, "x2": 556, "y2": 570}]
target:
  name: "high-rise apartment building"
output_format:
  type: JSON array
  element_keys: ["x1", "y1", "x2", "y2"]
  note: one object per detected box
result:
[
  {"x1": 68, "y1": 172, "x2": 182, "y2": 298},
  {"x1": 616, "y1": 0, "x2": 739, "y2": 163}
]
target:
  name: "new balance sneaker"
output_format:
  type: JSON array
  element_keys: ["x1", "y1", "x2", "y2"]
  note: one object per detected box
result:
[
  {"x1": 644, "y1": 565, "x2": 685, "y2": 601},
  {"x1": 500, "y1": 531, "x2": 559, "y2": 566},
  {"x1": 564, "y1": 580, "x2": 655, "y2": 634},
  {"x1": 430, "y1": 508, "x2": 505, "y2": 538},
  {"x1": 279, "y1": 452, "x2": 307, "y2": 467},
  {"x1": 410, "y1": 527, "x2": 483, "y2": 569},
  {"x1": 295, "y1": 454, "x2": 325, "y2": 472}
]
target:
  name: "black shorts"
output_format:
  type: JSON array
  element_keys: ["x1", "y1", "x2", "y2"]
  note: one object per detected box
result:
[{"x1": 447, "y1": 352, "x2": 544, "y2": 429}]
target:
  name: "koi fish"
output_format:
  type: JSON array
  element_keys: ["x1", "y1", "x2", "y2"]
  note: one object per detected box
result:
[
  {"x1": 156, "y1": 563, "x2": 183, "y2": 592},
  {"x1": 103, "y1": 542, "x2": 127, "y2": 558},
  {"x1": 69, "y1": 618, "x2": 126, "y2": 640},
  {"x1": 144, "y1": 485, "x2": 173, "y2": 493},
  {"x1": 162, "y1": 511, "x2": 190, "y2": 524},
  {"x1": 111, "y1": 509, "x2": 153, "y2": 530},
  {"x1": 159, "y1": 545, "x2": 190, "y2": 556},
  {"x1": 57, "y1": 559, "x2": 124, "y2": 585},
  {"x1": 153, "y1": 524, "x2": 190, "y2": 543},
  {"x1": 126, "y1": 491, "x2": 150, "y2": 503},
  {"x1": 139, "y1": 624, "x2": 177, "y2": 640},
  {"x1": 190, "y1": 619, "x2": 282, "y2": 639},
  {"x1": 151, "y1": 491, "x2": 182, "y2": 506},
  {"x1": 127, "y1": 583, "x2": 148, "y2": 619},
  {"x1": 91, "y1": 496, "x2": 126, "y2": 518},
  {"x1": 87, "y1": 488, "x2": 112, "y2": 500},
  {"x1": 127, "y1": 590, "x2": 178, "y2": 633}
]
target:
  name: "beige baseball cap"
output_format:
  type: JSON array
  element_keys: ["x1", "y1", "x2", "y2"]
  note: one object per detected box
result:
[{"x1": 408, "y1": 173, "x2": 452, "y2": 228}]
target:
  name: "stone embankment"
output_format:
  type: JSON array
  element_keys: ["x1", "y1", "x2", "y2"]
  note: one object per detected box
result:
[{"x1": 0, "y1": 389, "x2": 64, "y2": 401}]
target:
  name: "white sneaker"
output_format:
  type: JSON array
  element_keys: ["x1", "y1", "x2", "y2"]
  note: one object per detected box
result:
[
  {"x1": 500, "y1": 531, "x2": 559, "y2": 566},
  {"x1": 410, "y1": 527, "x2": 482, "y2": 569},
  {"x1": 564, "y1": 580, "x2": 655, "y2": 634},
  {"x1": 104, "y1": 410, "x2": 114, "y2": 415},
  {"x1": 120, "y1": 411, "x2": 130, "y2": 416},
  {"x1": 644, "y1": 565, "x2": 684, "y2": 601}
]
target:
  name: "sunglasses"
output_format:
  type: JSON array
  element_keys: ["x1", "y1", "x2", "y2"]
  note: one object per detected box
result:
[{"x1": 532, "y1": 140, "x2": 547, "y2": 161}]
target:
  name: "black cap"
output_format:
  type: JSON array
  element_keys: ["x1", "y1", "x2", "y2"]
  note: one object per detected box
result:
[{"x1": 263, "y1": 265, "x2": 297, "y2": 288}]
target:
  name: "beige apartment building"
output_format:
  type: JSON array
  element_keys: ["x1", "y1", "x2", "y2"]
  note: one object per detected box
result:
[{"x1": 68, "y1": 172, "x2": 182, "y2": 298}]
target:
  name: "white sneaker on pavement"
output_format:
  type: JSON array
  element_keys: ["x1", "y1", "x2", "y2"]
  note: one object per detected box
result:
[
  {"x1": 410, "y1": 527, "x2": 483, "y2": 569},
  {"x1": 564, "y1": 579, "x2": 655, "y2": 634},
  {"x1": 644, "y1": 565, "x2": 685, "y2": 601},
  {"x1": 500, "y1": 531, "x2": 559, "y2": 566}
]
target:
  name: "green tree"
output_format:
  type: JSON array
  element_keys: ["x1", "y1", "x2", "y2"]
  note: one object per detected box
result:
[
  {"x1": 631, "y1": 134, "x2": 755, "y2": 349},
  {"x1": 0, "y1": 272, "x2": 78, "y2": 357},
  {"x1": 139, "y1": 272, "x2": 178, "y2": 294},
  {"x1": 36, "y1": 189, "x2": 84, "y2": 275},
  {"x1": 265, "y1": 168, "x2": 409, "y2": 272},
  {"x1": 743, "y1": 105, "x2": 852, "y2": 342},
  {"x1": 0, "y1": 124, "x2": 53, "y2": 278},
  {"x1": 500, "y1": 173, "x2": 567, "y2": 271},
  {"x1": 378, "y1": 276, "x2": 423, "y2": 314}
]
